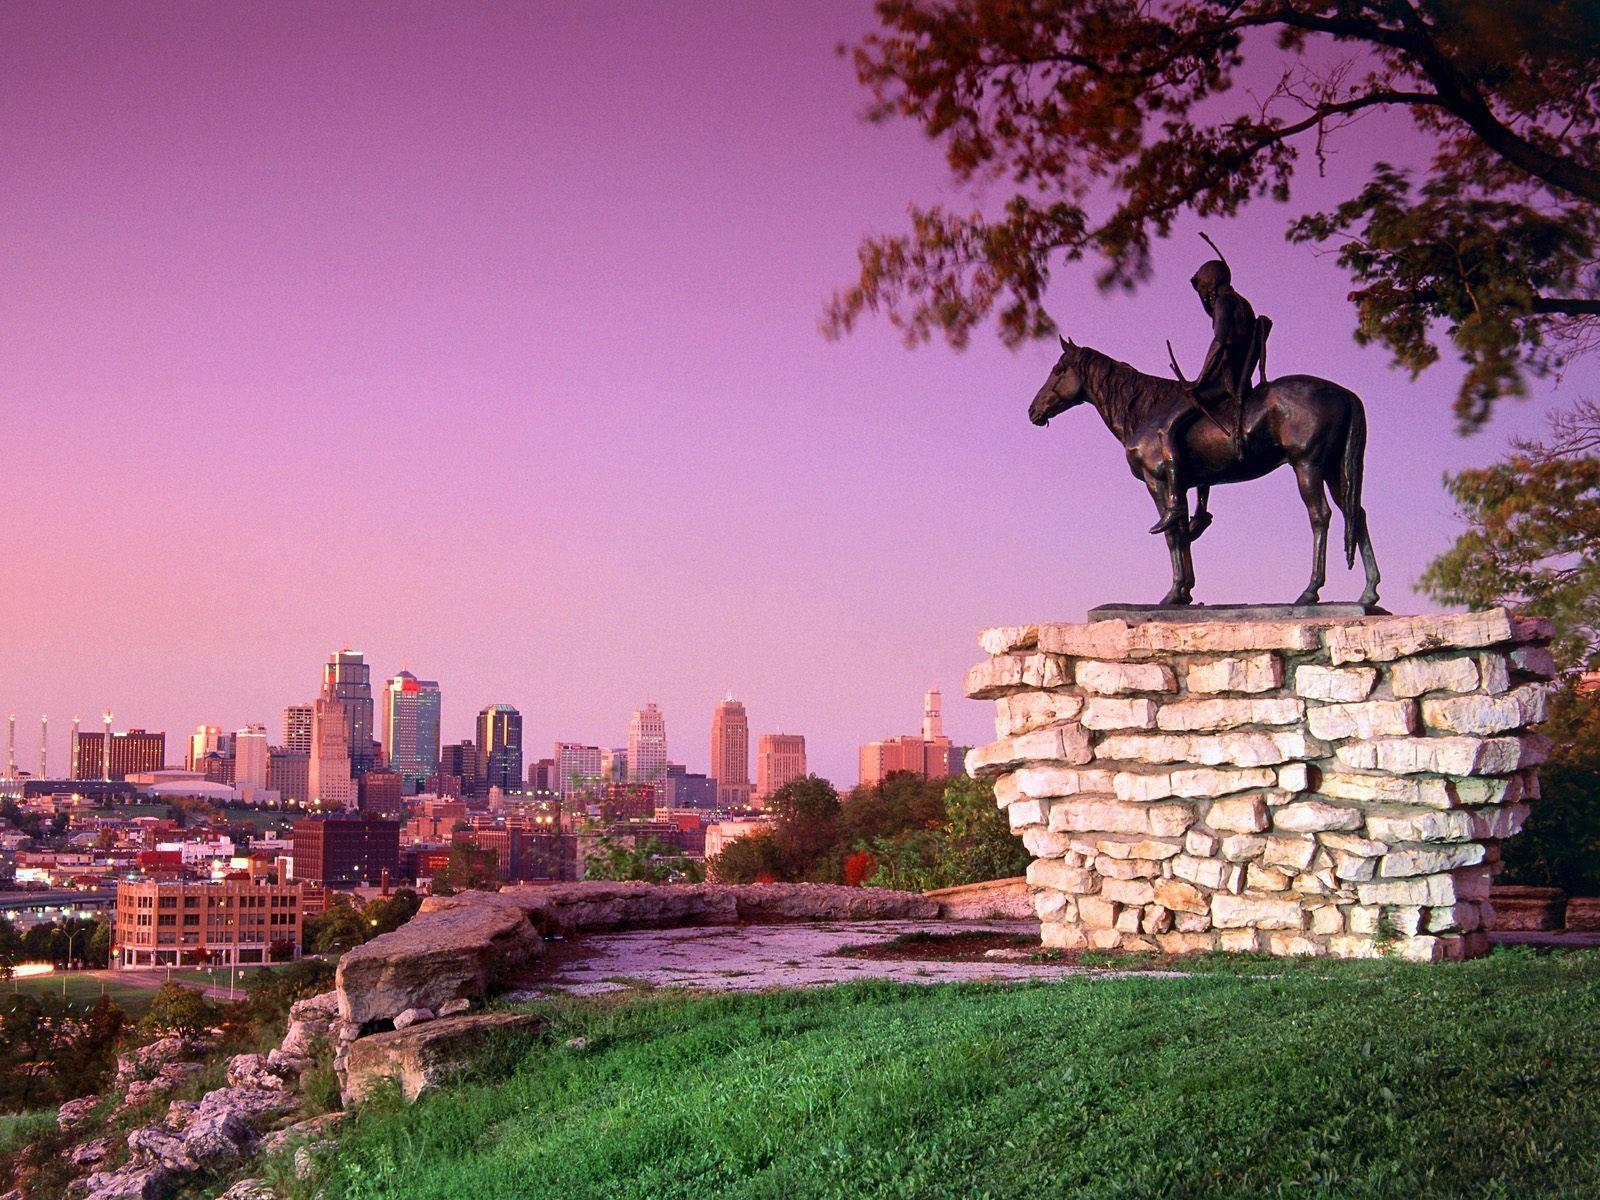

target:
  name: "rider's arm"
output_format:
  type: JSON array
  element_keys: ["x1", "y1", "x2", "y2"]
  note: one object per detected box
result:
[{"x1": 1194, "y1": 295, "x2": 1239, "y2": 388}]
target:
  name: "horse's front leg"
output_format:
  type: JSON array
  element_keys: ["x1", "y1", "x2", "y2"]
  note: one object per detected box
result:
[{"x1": 1145, "y1": 476, "x2": 1193, "y2": 606}]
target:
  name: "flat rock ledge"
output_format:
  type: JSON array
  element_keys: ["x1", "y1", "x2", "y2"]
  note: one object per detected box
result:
[
  {"x1": 966, "y1": 608, "x2": 1556, "y2": 962},
  {"x1": 342, "y1": 1012, "x2": 547, "y2": 1103}
]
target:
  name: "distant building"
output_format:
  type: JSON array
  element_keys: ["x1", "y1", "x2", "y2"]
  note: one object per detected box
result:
[
  {"x1": 186, "y1": 725, "x2": 223, "y2": 771},
  {"x1": 599, "y1": 747, "x2": 628, "y2": 782},
  {"x1": 358, "y1": 769, "x2": 403, "y2": 817},
  {"x1": 309, "y1": 699, "x2": 355, "y2": 810},
  {"x1": 291, "y1": 815, "x2": 400, "y2": 887},
  {"x1": 756, "y1": 733, "x2": 807, "y2": 803},
  {"x1": 858, "y1": 687, "x2": 954, "y2": 787},
  {"x1": 441, "y1": 741, "x2": 481, "y2": 799},
  {"x1": 477, "y1": 704, "x2": 523, "y2": 794},
  {"x1": 705, "y1": 818, "x2": 775, "y2": 862},
  {"x1": 597, "y1": 782, "x2": 657, "y2": 822},
  {"x1": 628, "y1": 703, "x2": 668, "y2": 783},
  {"x1": 115, "y1": 875, "x2": 304, "y2": 968},
  {"x1": 381, "y1": 671, "x2": 441, "y2": 793},
  {"x1": 268, "y1": 750, "x2": 309, "y2": 805},
  {"x1": 72, "y1": 729, "x2": 166, "y2": 781},
  {"x1": 527, "y1": 757, "x2": 558, "y2": 796},
  {"x1": 659, "y1": 764, "x2": 717, "y2": 810},
  {"x1": 710, "y1": 697, "x2": 751, "y2": 808},
  {"x1": 235, "y1": 725, "x2": 270, "y2": 799},
  {"x1": 282, "y1": 704, "x2": 314, "y2": 755},
  {"x1": 198, "y1": 753, "x2": 236, "y2": 786},
  {"x1": 321, "y1": 650, "x2": 375, "y2": 776},
  {"x1": 553, "y1": 742, "x2": 603, "y2": 800}
]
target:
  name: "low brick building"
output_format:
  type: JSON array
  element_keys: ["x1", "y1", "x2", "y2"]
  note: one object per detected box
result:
[{"x1": 114, "y1": 876, "x2": 304, "y2": 968}]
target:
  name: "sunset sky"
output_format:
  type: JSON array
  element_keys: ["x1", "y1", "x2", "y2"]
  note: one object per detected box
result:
[{"x1": 0, "y1": 1, "x2": 1577, "y2": 785}]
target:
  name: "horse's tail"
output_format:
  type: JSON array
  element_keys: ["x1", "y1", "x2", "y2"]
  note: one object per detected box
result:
[{"x1": 1341, "y1": 395, "x2": 1368, "y2": 569}]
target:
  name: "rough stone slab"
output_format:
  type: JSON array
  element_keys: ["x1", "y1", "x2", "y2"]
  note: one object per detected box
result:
[
  {"x1": 1324, "y1": 609, "x2": 1514, "y2": 665},
  {"x1": 966, "y1": 725, "x2": 1094, "y2": 778},
  {"x1": 1365, "y1": 808, "x2": 1474, "y2": 843},
  {"x1": 1076, "y1": 659, "x2": 1178, "y2": 695},
  {"x1": 1510, "y1": 646, "x2": 1558, "y2": 678},
  {"x1": 1379, "y1": 843, "x2": 1487, "y2": 877},
  {"x1": 1320, "y1": 831, "x2": 1388, "y2": 857},
  {"x1": 1207, "y1": 795, "x2": 1271, "y2": 834},
  {"x1": 343, "y1": 1013, "x2": 546, "y2": 1103},
  {"x1": 1211, "y1": 894, "x2": 1305, "y2": 930},
  {"x1": 1390, "y1": 655, "x2": 1481, "y2": 698},
  {"x1": 1335, "y1": 735, "x2": 1547, "y2": 776},
  {"x1": 1113, "y1": 765, "x2": 1277, "y2": 802},
  {"x1": 1082, "y1": 696, "x2": 1160, "y2": 730},
  {"x1": 1273, "y1": 800, "x2": 1364, "y2": 833},
  {"x1": 1128, "y1": 620, "x2": 1323, "y2": 654},
  {"x1": 1294, "y1": 664, "x2": 1378, "y2": 702},
  {"x1": 1092, "y1": 837, "x2": 1183, "y2": 861},
  {"x1": 1357, "y1": 872, "x2": 1486, "y2": 907},
  {"x1": 978, "y1": 625, "x2": 1039, "y2": 656},
  {"x1": 964, "y1": 653, "x2": 1069, "y2": 699},
  {"x1": 1037, "y1": 621, "x2": 1135, "y2": 659},
  {"x1": 1047, "y1": 800, "x2": 1194, "y2": 837},
  {"x1": 1184, "y1": 653, "x2": 1285, "y2": 695},
  {"x1": 1012, "y1": 765, "x2": 1115, "y2": 800},
  {"x1": 1261, "y1": 835, "x2": 1318, "y2": 872},
  {"x1": 1098, "y1": 730, "x2": 1323, "y2": 768},
  {"x1": 1156, "y1": 697, "x2": 1303, "y2": 732},
  {"x1": 1027, "y1": 859, "x2": 1098, "y2": 893},
  {"x1": 1306, "y1": 699, "x2": 1417, "y2": 741},
  {"x1": 1319, "y1": 772, "x2": 1453, "y2": 808},
  {"x1": 1421, "y1": 685, "x2": 1550, "y2": 735},
  {"x1": 995, "y1": 691, "x2": 1085, "y2": 737}
]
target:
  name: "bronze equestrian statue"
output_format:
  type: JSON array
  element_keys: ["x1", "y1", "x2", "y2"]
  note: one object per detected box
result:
[{"x1": 1027, "y1": 335, "x2": 1382, "y2": 609}]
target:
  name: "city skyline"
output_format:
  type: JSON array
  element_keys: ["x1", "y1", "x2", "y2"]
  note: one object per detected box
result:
[{"x1": 0, "y1": 2, "x2": 1573, "y2": 787}]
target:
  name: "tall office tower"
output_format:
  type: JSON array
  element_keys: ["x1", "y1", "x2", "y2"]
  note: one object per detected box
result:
[
  {"x1": 268, "y1": 749, "x2": 309, "y2": 804},
  {"x1": 72, "y1": 728, "x2": 167, "y2": 781},
  {"x1": 308, "y1": 698, "x2": 356, "y2": 809},
  {"x1": 553, "y1": 742, "x2": 603, "y2": 800},
  {"x1": 321, "y1": 650, "x2": 375, "y2": 775},
  {"x1": 756, "y1": 733, "x2": 807, "y2": 803},
  {"x1": 187, "y1": 725, "x2": 223, "y2": 771},
  {"x1": 440, "y1": 740, "x2": 481, "y2": 798},
  {"x1": 477, "y1": 704, "x2": 523, "y2": 793},
  {"x1": 235, "y1": 724, "x2": 269, "y2": 797},
  {"x1": 283, "y1": 704, "x2": 314, "y2": 755},
  {"x1": 599, "y1": 747, "x2": 628, "y2": 782},
  {"x1": 628, "y1": 702, "x2": 667, "y2": 783},
  {"x1": 381, "y1": 671, "x2": 442, "y2": 792},
  {"x1": 710, "y1": 697, "x2": 751, "y2": 807}
]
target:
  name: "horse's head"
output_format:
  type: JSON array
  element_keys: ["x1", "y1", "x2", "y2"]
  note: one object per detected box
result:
[{"x1": 1028, "y1": 336, "x2": 1087, "y2": 426}]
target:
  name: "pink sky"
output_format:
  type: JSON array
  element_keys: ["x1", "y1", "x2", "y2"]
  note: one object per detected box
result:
[{"x1": 0, "y1": 2, "x2": 1577, "y2": 785}]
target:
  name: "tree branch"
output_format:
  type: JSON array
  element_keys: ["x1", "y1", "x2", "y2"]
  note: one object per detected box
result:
[{"x1": 1532, "y1": 297, "x2": 1600, "y2": 317}]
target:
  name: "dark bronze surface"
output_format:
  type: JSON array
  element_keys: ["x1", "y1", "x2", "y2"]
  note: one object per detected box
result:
[{"x1": 1088, "y1": 602, "x2": 1388, "y2": 624}]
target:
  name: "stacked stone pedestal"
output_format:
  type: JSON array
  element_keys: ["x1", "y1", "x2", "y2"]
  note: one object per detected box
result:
[{"x1": 965, "y1": 608, "x2": 1555, "y2": 962}]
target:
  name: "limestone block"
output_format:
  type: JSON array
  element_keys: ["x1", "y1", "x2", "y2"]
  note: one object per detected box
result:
[
  {"x1": 1185, "y1": 829, "x2": 1220, "y2": 857},
  {"x1": 1365, "y1": 808, "x2": 1474, "y2": 843},
  {"x1": 1327, "y1": 935, "x2": 1385, "y2": 959},
  {"x1": 1157, "y1": 931, "x2": 1217, "y2": 954},
  {"x1": 1212, "y1": 894, "x2": 1305, "y2": 930},
  {"x1": 1378, "y1": 843, "x2": 1487, "y2": 877},
  {"x1": 1132, "y1": 621, "x2": 1321, "y2": 654},
  {"x1": 1077, "y1": 896, "x2": 1118, "y2": 928},
  {"x1": 1395, "y1": 936, "x2": 1451, "y2": 963},
  {"x1": 1320, "y1": 832, "x2": 1388, "y2": 857},
  {"x1": 1047, "y1": 799, "x2": 1191, "y2": 836},
  {"x1": 1512, "y1": 614, "x2": 1556, "y2": 641},
  {"x1": 1088, "y1": 928, "x2": 1126, "y2": 950},
  {"x1": 1511, "y1": 646, "x2": 1558, "y2": 678},
  {"x1": 995, "y1": 691, "x2": 1085, "y2": 737},
  {"x1": 1425, "y1": 903, "x2": 1482, "y2": 933},
  {"x1": 1310, "y1": 906, "x2": 1345, "y2": 935},
  {"x1": 1096, "y1": 856, "x2": 1164, "y2": 880},
  {"x1": 1348, "y1": 906, "x2": 1382, "y2": 936},
  {"x1": 1174, "y1": 911, "x2": 1213, "y2": 933},
  {"x1": 1027, "y1": 859, "x2": 1098, "y2": 893},
  {"x1": 1207, "y1": 795, "x2": 1270, "y2": 834},
  {"x1": 1142, "y1": 904, "x2": 1174, "y2": 934},
  {"x1": 1156, "y1": 697, "x2": 1304, "y2": 732},
  {"x1": 1013, "y1": 765, "x2": 1115, "y2": 800},
  {"x1": 1075, "y1": 659, "x2": 1177, "y2": 694},
  {"x1": 1390, "y1": 655, "x2": 1481, "y2": 698},
  {"x1": 1114, "y1": 765, "x2": 1277, "y2": 802},
  {"x1": 1082, "y1": 697, "x2": 1160, "y2": 730},
  {"x1": 1479, "y1": 653, "x2": 1513, "y2": 695},
  {"x1": 1421, "y1": 684, "x2": 1550, "y2": 735},
  {"x1": 1098, "y1": 730, "x2": 1322, "y2": 768},
  {"x1": 1324, "y1": 609, "x2": 1514, "y2": 665},
  {"x1": 1006, "y1": 800, "x2": 1048, "y2": 831},
  {"x1": 1333, "y1": 850, "x2": 1379, "y2": 881},
  {"x1": 1021, "y1": 828, "x2": 1072, "y2": 858},
  {"x1": 1266, "y1": 933, "x2": 1326, "y2": 956},
  {"x1": 1277, "y1": 763, "x2": 1311, "y2": 793},
  {"x1": 1294, "y1": 664, "x2": 1378, "y2": 702},
  {"x1": 1171, "y1": 855, "x2": 1231, "y2": 890},
  {"x1": 979, "y1": 625, "x2": 1039, "y2": 655},
  {"x1": 1041, "y1": 921, "x2": 1088, "y2": 950},
  {"x1": 1153, "y1": 878, "x2": 1209, "y2": 914},
  {"x1": 967, "y1": 724, "x2": 1093, "y2": 778},
  {"x1": 1261, "y1": 835, "x2": 1317, "y2": 872},
  {"x1": 342, "y1": 1013, "x2": 546, "y2": 1103},
  {"x1": 1335, "y1": 735, "x2": 1547, "y2": 777},
  {"x1": 1102, "y1": 878, "x2": 1157, "y2": 907},
  {"x1": 1357, "y1": 870, "x2": 1491, "y2": 907},
  {"x1": 1034, "y1": 891, "x2": 1069, "y2": 921},
  {"x1": 1320, "y1": 772, "x2": 1452, "y2": 808},
  {"x1": 1148, "y1": 803, "x2": 1197, "y2": 837},
  {"x1": 1469, "y1": 803, "x2": 1529, "y2": 840},
  {"x1": 965, "y1": 653, "x2": 1068, "y2": 700},
  {"x1": 1273, "y1": 800, "x2": 1364, "y2": 834},
  {"x1": 993, "y1": 774, "x2": 1021, "y2": 809},
  {"x1": 1038, "y1": 621, "x2": 1135, "y2": 658},
  {"x1": 1114, "y1": 907, "x2": 1143, "y2": 934},
  {"x1": 1218, "y1": 928, "x2": 1262, "y2": 952},
  {"x1": 1246, "y1": 865, "x2": 1291, "y2": 892},
  {"x1": 1093, "y1": 837, "x2": 1183, "y2": 860},
  {"x1": 1220, "y1": 834, "x2": 1267, "y2": 862},
  {"x1": 1184, "y1": 653, "x2": 1285, "y2": 695},
  {"x1": 1307, "y1": 700, "x2": 1417, "y2": 741}
]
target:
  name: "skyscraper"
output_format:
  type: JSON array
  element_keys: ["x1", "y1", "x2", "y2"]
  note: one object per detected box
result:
[
  {"x1": 710, "y1": 696, "x2": 751, "y2": 807},
  {"x1": 477, "y1": 704, "x2": 523, "y2": 794},
  {"x1": 381, "y1": 671, "x2": 441, "y2": 792},
  {"x1": 187, "y1": 725, "x2": 223, "y2": 772},
  {"x1": 72, "y1": 728, "x2": 166, "y2": 781},
  {"x1": 553, "y1": 742, "x2": 603, "y2": 800},
  {"x1": 321, "y1": 650, "x2": 375, "y2": 775},
  {"x1": 308, "y1": 698, "x2": 355, "y2": 809},
  {"x1": 628, "y1": 702, "x2": 667, "y2": 783},
  {"x1": 440, "y1": 740, "x2": 481, "y2": 798},
  {"x1": 235, "y1": 724, "x2": 269, "y2": 799},
  {"x1": 756, "y1": 733, "x2": 807, "y2": 803},
  {"x1": 283, "y1": 704, "x2": 313, "y2": 755}
]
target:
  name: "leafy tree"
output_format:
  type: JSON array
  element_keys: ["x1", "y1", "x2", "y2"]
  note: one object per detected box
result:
[
  {"x1": 303, "y1": 898, "x2": 369, "y2": 954},
  {"x1": 1499, "y1": 679, "x2": 1600, "y2": 894},
  {"x1": 1422, "y1": 399, "x2": 1600, "y2": 668},
  {"x1": 362, "y1": 888, "x2": 422, "y2": 938},
  {"x1": 584, "y1": 833, "x2": 703, "y2": 883},
  {"x1": 828, "y1": 0, "x2": 1600, "y2": 427},
  {"x1": 431, "y1": 844, "x2": 500, "y2": 895},
  {"x1": 707, "y1": 831, "x2": 787, "y2": 884},
  {"x1": 140, "y1": 982, "x2": 219, "y2": 1039},
  {"x1": 931, "y1": 775, "x2": 1031, "y2": 887},
  {"x1": 767, "y1": 776, "x2": 844, "y2": 879}
]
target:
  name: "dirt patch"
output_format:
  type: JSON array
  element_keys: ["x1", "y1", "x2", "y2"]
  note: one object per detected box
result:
[{"x1": 835, "y1": 930, "x2": 1052, "y2": 963}]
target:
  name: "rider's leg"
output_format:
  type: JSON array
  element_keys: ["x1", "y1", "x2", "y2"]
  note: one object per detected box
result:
[{"x1": 1149, "y1": 431, "x2": 1186, "y2": 535}]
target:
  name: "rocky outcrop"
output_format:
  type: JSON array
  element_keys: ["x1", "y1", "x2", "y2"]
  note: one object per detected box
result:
[
  {"x1": 968, "y1": 609, "x2": 1556, "y2": 961},
  {"x1": 336, "y1": 903, "x2": 543, "y2": 1027},
  {"x1": 341, "y1": 1012, "x2": 546, "y2": 1103},
  {"x1": 924, "y1": 877, "x2": 1032, "y2": 920}
]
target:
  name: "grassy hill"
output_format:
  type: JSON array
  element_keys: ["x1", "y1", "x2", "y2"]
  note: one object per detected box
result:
[{"x1": 272, "y1": 947, "x2": 1600, "y2": 1200}]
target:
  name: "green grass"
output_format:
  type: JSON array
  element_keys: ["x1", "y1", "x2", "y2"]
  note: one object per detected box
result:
[
  {"x1": 5, "y1": 974, "x2": 160, "y2": 1019},
  {"x1": 283, "y1": 947, "x2": 1600, "y2": 1200}
]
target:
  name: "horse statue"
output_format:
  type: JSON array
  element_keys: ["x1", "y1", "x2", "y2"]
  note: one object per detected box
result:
[{"x1": 1028, "y1": 337, "x2": 1381, "y2": 608}]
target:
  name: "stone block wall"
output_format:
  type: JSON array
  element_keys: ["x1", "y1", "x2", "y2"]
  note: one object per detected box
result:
[{"x1": 964, "y1": 608, "x2": 1556, "y2": 962}]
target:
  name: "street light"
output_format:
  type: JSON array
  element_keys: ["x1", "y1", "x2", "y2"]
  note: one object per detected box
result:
[{"x1": 62, "y1": 928, "x2": 87, "y2": 999}]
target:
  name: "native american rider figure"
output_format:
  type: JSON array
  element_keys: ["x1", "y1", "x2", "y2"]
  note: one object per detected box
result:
[{"x1": 1150, "y1": 257, "x2": 1272, "y2": 535}]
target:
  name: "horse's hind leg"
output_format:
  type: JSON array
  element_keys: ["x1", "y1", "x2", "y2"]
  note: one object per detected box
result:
[{"x1": 1292, "y1": 462, "x2": 1331, "y2": 606}]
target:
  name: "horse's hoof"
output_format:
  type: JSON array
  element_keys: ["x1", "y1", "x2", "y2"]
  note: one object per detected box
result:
[
  {"x1": 1294, "y1": 589, "x2": 1320, "y2": 606},
  {"x1": 1360, "y1": 590, "x2": 1380, "y2": 608},
  {"x1": 1160, "y1": 593, "x2": 1193, "y2": 607},
  {"x1": 1189, "y1": 511, "x2": 1213, "y2": 540}
]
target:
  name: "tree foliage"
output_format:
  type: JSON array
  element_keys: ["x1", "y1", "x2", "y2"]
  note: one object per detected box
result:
[
  {"x1": 828, "y1": 0, "x2": 1600, "y2": 427},
  {"x1": 584, "y1": 832, "x2": 704, "y2": 883},
  {"x1": 140, "y1": 982, "x2": 220, "y2": 1040},
  {"x1": 1422, "y1": 398, "x2": 1600, "y2": 668},
  {"x1": 1498, "y1": 679, "x2": 1600, "y2": 894}
]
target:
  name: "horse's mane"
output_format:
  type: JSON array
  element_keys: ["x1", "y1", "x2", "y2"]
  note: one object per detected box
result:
[{"x1": 1069, "y1": 345, "x2": 1184, "y2": 439}]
